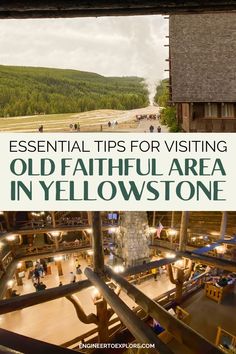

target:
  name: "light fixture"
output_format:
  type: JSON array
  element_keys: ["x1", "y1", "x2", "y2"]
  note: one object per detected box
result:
[
  {"x1": 216, "y1": 245, "x2": 226, "y2": 254},
  {"x1": 54, "y1": 255, "x2": 63, "y2": 262},
  {"x1": 206, "y1": 244, "x2": 211, "y2": 247},
  {"x1": 0, "y1": 211, "x2": 4, "y2": 215},
  {"x1": 47, "y1": 231, "x2": 63, "y2": 244},
  {"x1": 86, "y1": 228, "x2": 93, "y2": 234},
  {"x1": 109, "y1": 227, "x2": 118, "y2": 234},
  {"x1": 49, "y1": 230, "x2": 61, "y2": 238},
  {"x1": 167, "y1": 228, "x2": 177, "y2": 238},
  {"x1": 149, "y1": 227, "x2": 157, "y2": 233},
  {"x1": 7, "y1": 280, "x2": 14, "y2": 288},
  {"x1": 91, "y1": 287, "x2": 101, "y2": 301},
  {"x1": 210, "y1": 231, "x2": 220, "y2": 236},
  {"x1": 199, "y1": 236, "x2": 204, "y2": 240},
  {"x1": 166, "y1": 252, "x2": 176, "y2": 259},
  {"x1": 6, "y1": 235, "x2": 16, "y2": 242},
  {"x1": 223, "y1": 235, "x2": 233, "y2": 240},
  {"x1": 113, "y1": 265, "x2": 125, "y2": 273},
  {"x1": 87, "y1": 249, "x2": 94, "y2": 256},
  {"x1": 17, "y1": 262, "x2": 22, "y2": 269},
  {"x1": 191, "y1": 237, "x2": 196, "y2": 241}
]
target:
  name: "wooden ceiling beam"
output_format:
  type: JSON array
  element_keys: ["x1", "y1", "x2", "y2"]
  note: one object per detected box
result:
[{"x1": 0, "y1": 1, "x2": 236, "y2": 18}]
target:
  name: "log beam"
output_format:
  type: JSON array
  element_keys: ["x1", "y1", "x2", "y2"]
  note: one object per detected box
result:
[
  {"x1": 0, "y1": 1, "x2": 236, "y2": 18},
  {"x1": 105, "y1": 266, "x2": 222, "y2": 354},
  {"x1": 0, "y1": 280, "x2": 91, "y2": 314},
  {"x1": 84, "y1": 267, "x2": 173, "y2": 354},
  {"x1": 91, "y1": 211, "x2": 104, "y2": 275}
]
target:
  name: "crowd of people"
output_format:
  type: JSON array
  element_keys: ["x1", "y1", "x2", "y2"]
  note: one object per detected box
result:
[
  {"x1": 26, "y1": 258, "x2": 85, "y2": 291},
  {"x1": 136, "y1": 114, "x2": 160, "y2": 121}
]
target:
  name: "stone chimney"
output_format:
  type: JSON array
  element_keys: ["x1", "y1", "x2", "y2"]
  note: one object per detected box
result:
[{"x1": 115, "y1": 212, "x2": 150, "y2": 267}]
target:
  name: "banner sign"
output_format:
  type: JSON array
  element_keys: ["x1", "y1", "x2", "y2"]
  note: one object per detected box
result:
[{"x1": 0, "y1": 133, "x2": 234, "y2": 211}]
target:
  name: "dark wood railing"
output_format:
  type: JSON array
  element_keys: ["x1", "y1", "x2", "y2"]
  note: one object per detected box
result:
[{"x1": 61, "y1": 272, "x2": 208, "y2": 349}]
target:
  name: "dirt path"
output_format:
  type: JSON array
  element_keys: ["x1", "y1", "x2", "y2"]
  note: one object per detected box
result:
[
  {"x1": 0, "y1": 105, "x2": 169, "y2": 132},
  {"x1": 114, "y1": 105, "x2": 169, "y2": 132},
  {"x1": 134, "y1": 118, "x2": 168, "y2": 132}
]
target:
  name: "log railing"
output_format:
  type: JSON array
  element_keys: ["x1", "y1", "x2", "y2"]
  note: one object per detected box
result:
[
  {"x1": 61, "y1": 272, "x2": 207, "y2": 349},
  {"x1": 14, "y1": 240, "x2": 92, "y2": 257}
]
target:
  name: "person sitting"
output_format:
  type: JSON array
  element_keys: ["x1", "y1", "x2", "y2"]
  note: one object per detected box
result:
[
  {"x1": 37, "y1": 282, "x2": 47, "y2": 291},
  {"x1": 152, "y1": 319, "x2": 164, "y2": 334},
  {"x1": 216, "y1": 276, "x2": 228, "y2": 287}
]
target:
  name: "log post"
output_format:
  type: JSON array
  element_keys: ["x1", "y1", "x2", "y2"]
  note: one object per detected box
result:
[
  {"x1": 51, "y1": 212, "x2": 56, "y2": 228},
  {"x1": 94, "y1": 297, "x2": 110, "y2": 342},
  {"x1": 56, "y1": 260, "x2": 63, "y2": 276},
  {"x1": 168, "y1": 258, "x2": 193, "y2": 303},
  {"x1": 171, "y1": 211, "x2": 175, "y2": 228},
  {"x1": 179, "y1": 211, "x2": 189, "y2": 252},
  {"x1": 219, "y1": 212, "x2": 227, "y2": 239},
  {"x1": 91, "y1": 212, "x2": 104, "y2": 275}
]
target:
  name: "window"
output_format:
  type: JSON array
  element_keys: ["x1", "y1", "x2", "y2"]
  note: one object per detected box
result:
[
  {"x1": 204, "y1": 103, "x2": 219, "y2": 117},
  {"x1": 222, "y1": 103, "x2": 235, "y2": 118}
]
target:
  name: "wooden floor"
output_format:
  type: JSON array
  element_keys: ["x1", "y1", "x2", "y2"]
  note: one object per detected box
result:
[{"x1": 0, "y1": 255, "x2": 174, "y2": 345}]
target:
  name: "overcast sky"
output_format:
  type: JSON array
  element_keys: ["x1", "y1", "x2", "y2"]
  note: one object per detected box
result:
[{"x1": 0, "y1": 16, "x2": 168, "y2": 91}]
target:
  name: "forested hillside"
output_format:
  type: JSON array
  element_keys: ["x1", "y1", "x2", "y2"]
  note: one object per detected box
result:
[{"x1": 0, "y1": 65, "x2": 149, "y2": 117}]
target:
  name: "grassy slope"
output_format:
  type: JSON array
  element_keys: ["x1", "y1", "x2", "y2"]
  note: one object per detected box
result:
[{"x1": 0, "y1": 65, "x2": 149, "y2": 117}]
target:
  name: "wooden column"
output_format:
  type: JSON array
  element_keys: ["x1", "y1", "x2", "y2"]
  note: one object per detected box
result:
[
  {"x1": 5, "y1": 288, "x2": 13, "y2": 299},
  {"x1": 91, "y1": 212, "x2": 104, "y2": 275},
  {"x1": 54, "y1": 237, "x2": 59, "y2": 251},
  {"x1": 95, "y1": 297, "x2": 109, "y2": 342},
  {"x1": 87, "y1": 212, "x2": 93, "y2": 246},
  {"x1": 152, "y1": 211, "x2": 156, "y2": 226},
  {"x1": 56, "y1": 260, "x2": 63, "y2": 276},
  {"x1": 171, "y1": 211, "x2": 175, "y2": 228},
  {"x1": 220, "y1": 212, "x2": 227, "y2": 239},
  {"x1": 179, "y1": 211, "x2": 189, "y2": 252},
  {"x1": 51, "y1": 212, "x2": 56, "y2": 228},
  {"x1": 85, "y1": 268, "x2": 168, "y2": 353},
  {"x1": 3, "y1": 212, "x2": 10, "y2": 231}
]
